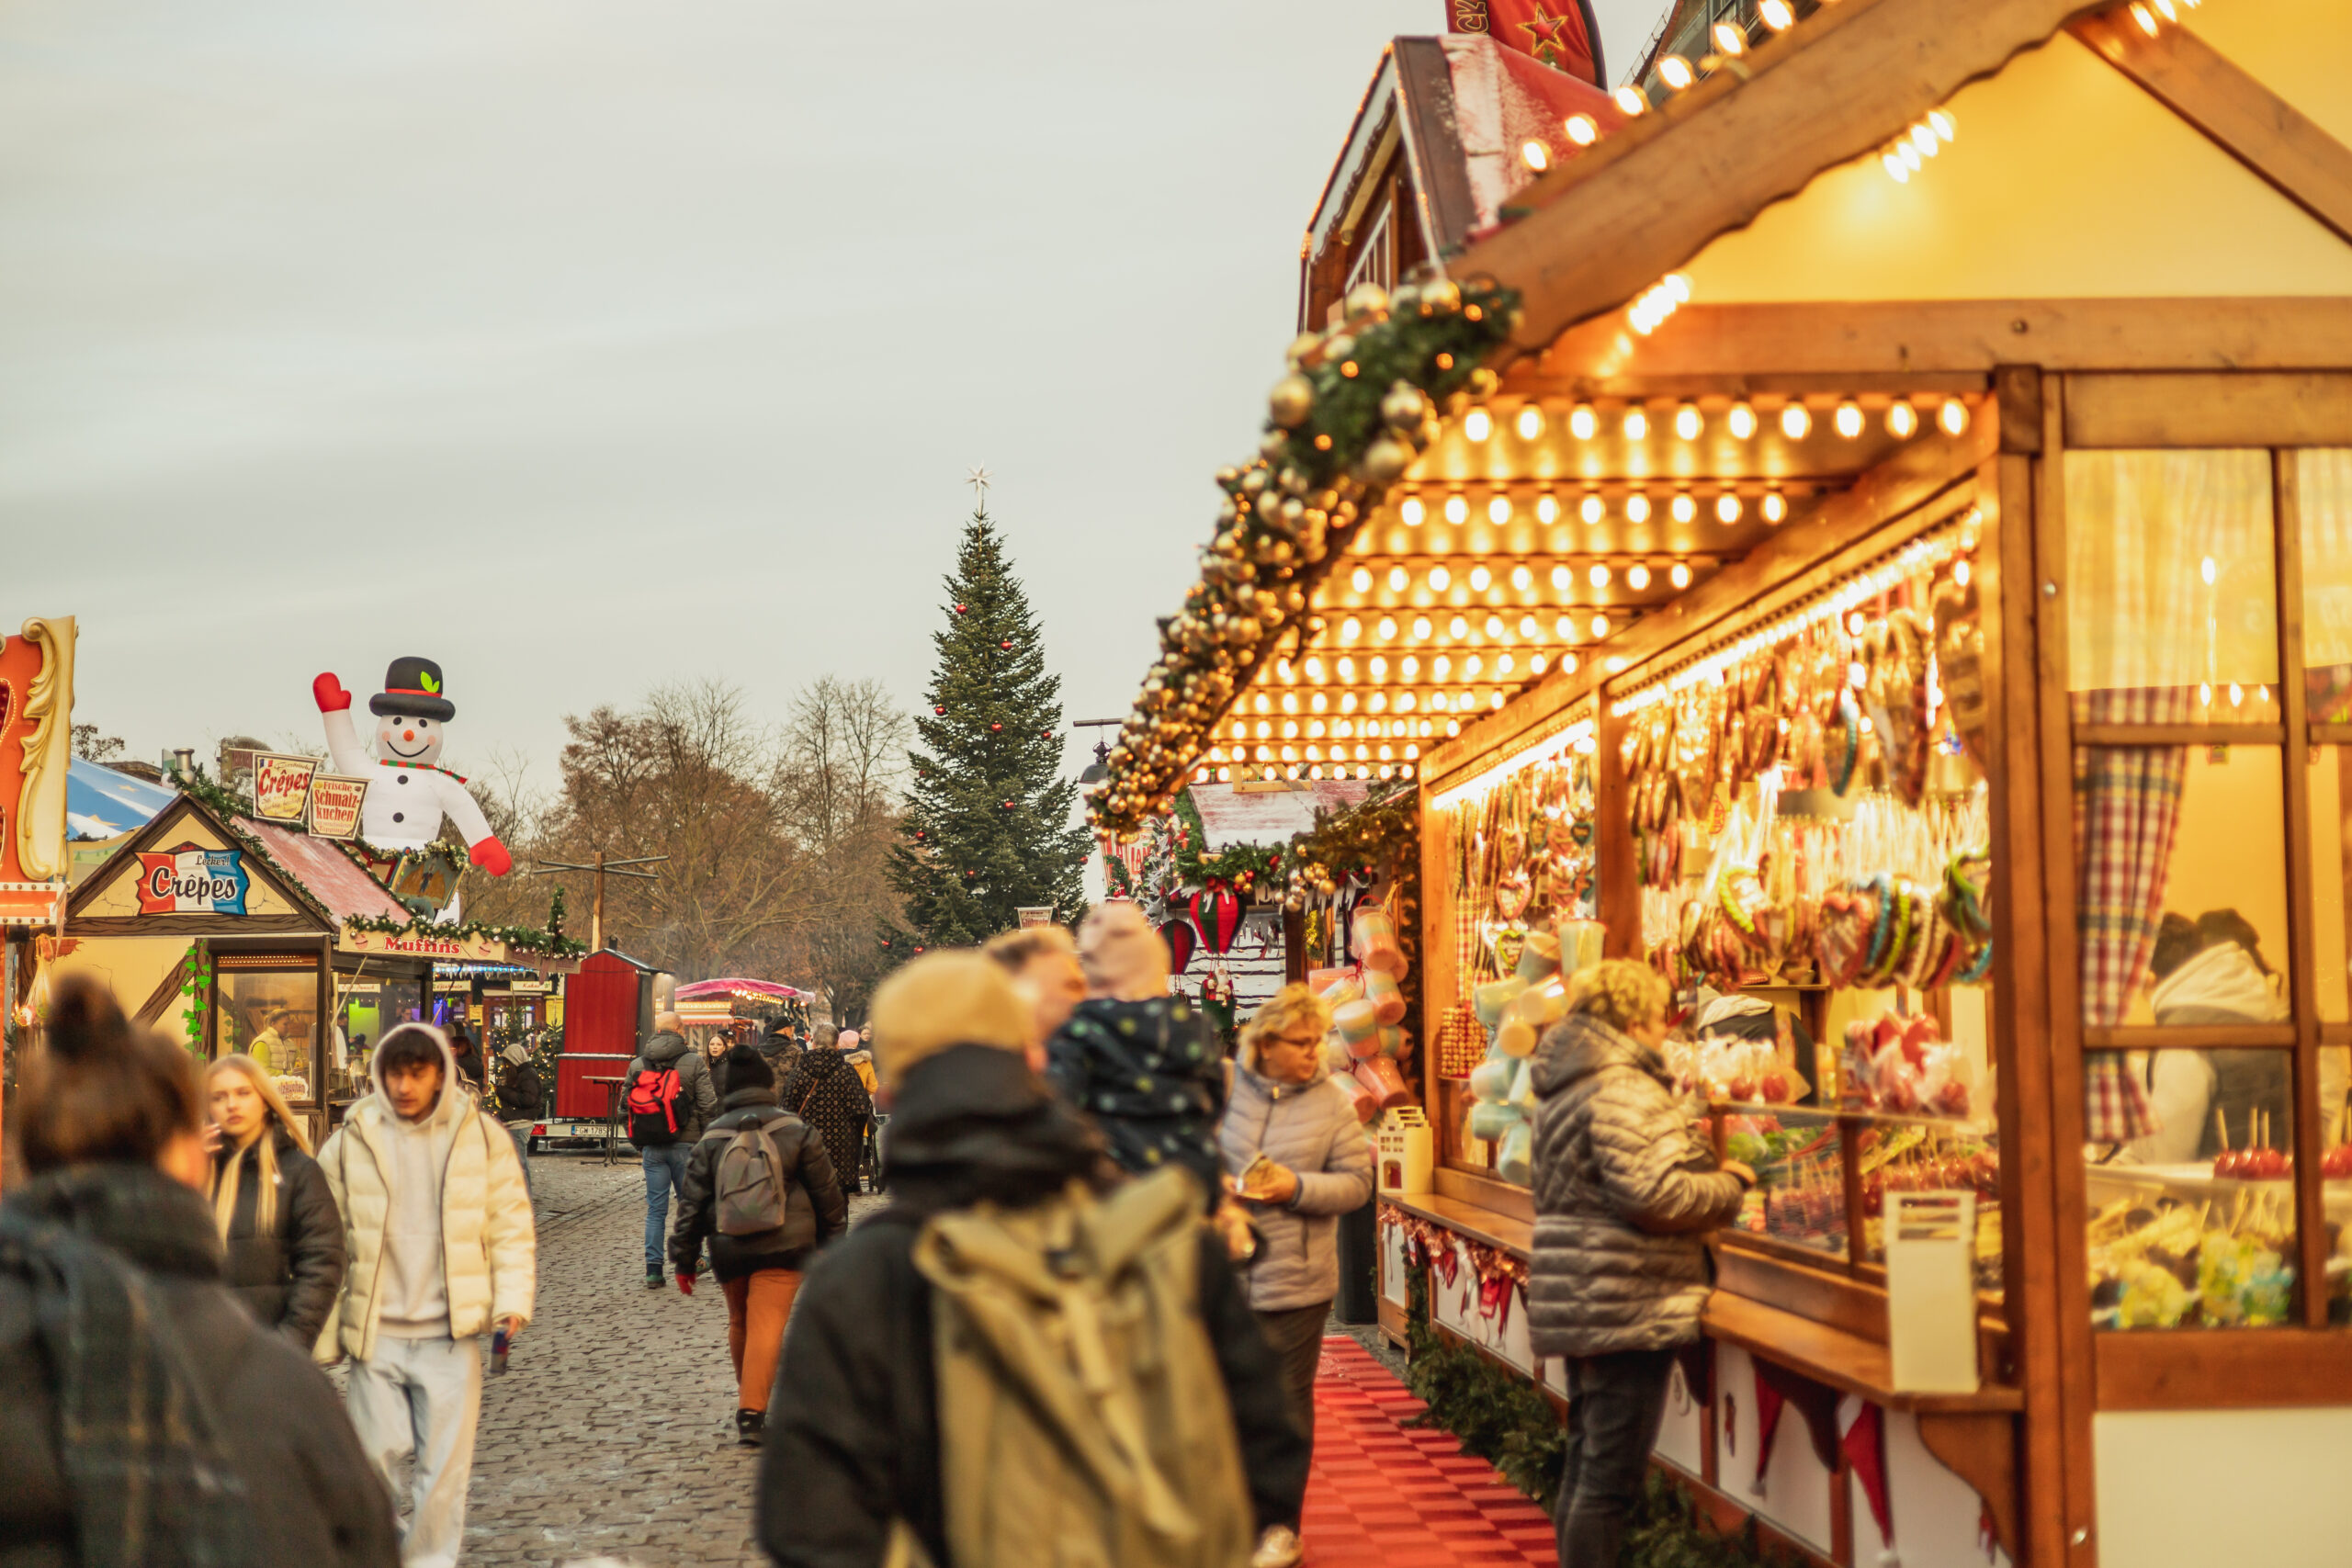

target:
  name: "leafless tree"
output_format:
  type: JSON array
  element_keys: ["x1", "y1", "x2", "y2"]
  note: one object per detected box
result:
[{"x1": 779, "y1": 677, "x2": 909, "y2": 1026}]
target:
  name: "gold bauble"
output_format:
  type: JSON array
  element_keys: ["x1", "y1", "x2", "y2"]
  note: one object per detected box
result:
[
  {"x1": 1420, "y1": 278, "x2": 1462, "y2": 315},
  {"x1": 1324, "y1": 333, "x2": 1355, "y2": 363},
  {"x1": 1362, "y1": 436, "x2": 1414, "y2": 485},
  {"x1": 1391, "y1": 282, "x2": 1421, "y2": 312},
  {"x1": 1344, "y1": 281, "x2": 1390, "y2": 321},
  {"x1": 1267, "y1": 374, "x2": 1315, "y2": 429},
  {"x1": 1381, "y1": 383, "x2": 1425, "y2": 429},
  {"x1": 1284, "y1": 332, "x2": 1322, "y2": 367},
  {"x1": 1469, "y1": 367, "x2": 1501, "y2": 399},
  {"x1": 1241, "y1": 468, "x2": 1270, "y2": 495},
  {"x1": 1260, "y1": 430, "x2": 1289, "y2": 460}
]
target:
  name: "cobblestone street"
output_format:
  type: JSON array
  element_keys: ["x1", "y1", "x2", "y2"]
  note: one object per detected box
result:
[{"x1": 449, "y1": 1152, "x2": 885, "y2": 1567}]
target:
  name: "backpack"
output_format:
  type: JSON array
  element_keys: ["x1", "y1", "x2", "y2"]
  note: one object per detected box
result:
[
  {"x1": 910, "y1": 1167, "x2": 1252, "y2": 1568},
  {"x1": 624, "y1": 1062, "x2": 684, "y2": 1145},
  {"x1": 708, "y1": 1111, "x2": 793, "y2": 1237}
]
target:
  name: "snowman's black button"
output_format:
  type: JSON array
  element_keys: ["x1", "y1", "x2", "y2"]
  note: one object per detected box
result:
[
  {"x1": 396, "y1": 774, "x2": 409, "y2": 785},
  {"x1": 392, "y1": 812, "x2": 405, "y2": 823}
]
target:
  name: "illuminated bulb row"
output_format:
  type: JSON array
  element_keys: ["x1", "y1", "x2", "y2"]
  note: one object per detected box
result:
[
  {"x1": 1389, "y1": 486, "x2": 1790, "y2": 531},
  {"x1": 1613, "y1": 519, "x2": 1976, "y2": 716},
  {"x1": 1882, "y1": 109, "x2": 1957, "y2": 184},
  {"x1": 1200, "y1": 761, "x2": 1418, "y2": 785},
  {"x1": 1206, "y1": 739, "x2": 1423, "y2": 764},
  {"x1": 1335, "y1": 558, "x2": 1696, "y2": 614},
  {"x1": 1629, "y1": 274, "x2": 1692, "y2": 336},
  {"x1": 1226, "y1": 716, "x2": 1442, "y2": 744},
  {"x1": 1452, "y1": 395, "x2": 1962, "y2": 449}
]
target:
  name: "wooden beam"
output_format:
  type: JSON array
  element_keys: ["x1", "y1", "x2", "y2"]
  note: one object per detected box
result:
[
  {"x1": 1532, "y1": 299, "x2": 2352, "y2": 380},
  {"x1": 2071, "y1": 9, "x2": 2352, "y2": 249},
  {"x1": 2064, "y1": 371, "x2": 2352, "y2": 447},
  {"x1": 1451, "y1": 0, "x2": 2113, "y2": 351}
]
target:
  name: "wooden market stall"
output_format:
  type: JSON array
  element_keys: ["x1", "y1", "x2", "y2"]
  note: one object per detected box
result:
[{"x1": 1090, "y1": 4, "x2": 2352, "y2": 1564}]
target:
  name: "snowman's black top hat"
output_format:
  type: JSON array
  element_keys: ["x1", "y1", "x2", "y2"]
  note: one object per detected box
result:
[{"x1": 368, "y1": 656, "x2": 457, "y2": 721}]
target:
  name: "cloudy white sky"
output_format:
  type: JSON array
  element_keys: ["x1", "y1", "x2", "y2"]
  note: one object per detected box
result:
[{"x1": 4, "y1": 0, "x2": 1659, "y2": 789}]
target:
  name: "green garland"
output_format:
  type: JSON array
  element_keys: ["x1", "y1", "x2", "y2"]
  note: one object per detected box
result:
[
  {"x1": 341, "y1": 912, "x2": 584, "y2": 958},
  {"x1": 1170, "y1": 788, "x2": 1284, "y2": 897},
  {"x1": 1401, "y1": 1262, "x2": 1795, "y2": 1567},
  {"x1": 1284, "y1": 781, "x2": 1416, "y2": 904}
]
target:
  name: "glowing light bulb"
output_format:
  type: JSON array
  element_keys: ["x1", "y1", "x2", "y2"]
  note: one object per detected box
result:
[
  {"x1": 1497, "y1": 654, "x2": 1515, "y2": 676},
  {"x1": 1448, "y1": 615, "x2": 1469, "y2": 639},
  {"x1": 1898, "y1": 139, "x2": 1923, "y2": 173},
  {"x1": 1464, "y1": 406, "x2": 1493, "y2": 443},
  {"x1": 1761, "y1": 491, "x2": 1787, "y2": 524},
  {"x1": 1387, "y1": 565, "x2": 1408, "y2": 592},
  {"x1": 2200, "y1": 682, "x2": 2213, "y2": 707},
  {"x1": 2131, "y1": 1, "x2": 2158, "y2": 34},
  {"x1": 1399, "y1": 656, "x2": 1419, "y2": 681},
  {"x1": 1625, "y1": 492, "x2": 1652, "y2": 525},
  {"x1": 1399, "y1": 496, "x2": 1426, "y2": 525},
  {"x1": 1550, "y1": 565, "x2": 1571, "y2": 591},
  {"x1": 1727, "y1": 401, "x2": 1758, "y2": 440},
  {"x1": 1565, "y1": 113, "x2": 1599, "y2": 146},
  {"x1": 1590, "y1": 614, "x2": 1611, "y2": 638},
  {"x1": 1468, "y1": 565, "x2": 1493, "y2": 592},
  {"x1": 1715, "y1": 492, "x2": 1742, "y2": 525},
  {"x1": 1657, "y1": 55, "x2": 1694, "y2": 90},
  {"x1": 1928, "y1": 108, "x2": 1956, "y2": 142},
  {"x1": 1510, "y1": 564, "x2": 1533, "y2": 591},
  {"x1": 1713, "y1": 21, "x2": 1747, "y2": 54},
  {"x1": 1780, "y1": 402, "x2": 1812, "y2": 439},
  {"x1": 1409, "y1": 615, "x2": 1431, "y2": 640},
  {"x1": 1444, "y1": 493, "x2": 1469, "y2": 525},
  {"x1": 1555, "y1": 615, "x2": 1577, "y2": 641},
  {"x1": 1760, "y1": 0, "x2": 1793, "y2": 28},
  {"x1": 1569, "y1": 403, "x2": 1599, "y2": 440},
  {"x1": 1612, "y1": 85, "x2": 1647, "y2": 116},
  {"x1": 1375, "y1": 615, "x2": 1396, "y2": 639},
  {"x1": 1883, "y1": 152, "x2": 1910, "y2": 184},
  {"x1": 1623, "y1": 406, "x2": 1650, "y2": 441},
  {"x1": 1627, "y1": 565, "x2": 1651, "y2": 590},
  {"x1": 1515, "y1": 403, "x2": 1545, "y2": 441},
  {"x1": 1488, "y1": 494, "x2": 1513, "y2": 525},
  {"x1": 1303, "y1": 657, "x2": 1324, "y2": 682},
  {"x1": 1340, "y1": 616, "x2": 1363, "y2": 642},
  {"x1": 1428, "y1": 565, "x2": 1451, "y2": 592},
  {"x1": 2200, "y1": 555, "x2": 2217, "y2": 585},
  {"x1": 1484, "y1": 615, "x2": 1505, "y2": 638},
  {"x1": 2229, "y1": 682, "x2": 2245, "y2": 707},
  {"x1": 1670, "y1": 562, "x2": 1692, "y2": 589},
  {"x1": 1952, "y1": 560, "x2": 1970, "y2": 588},
  {"x1": 1535, "y1": 493, "x2": 1560, "y2": 525},
  {"x1": 1430, "y1": 657, "x2": 1451, "y2": 682},
  {"x1": 1671, "y1": 493, "x2": 1698, "y2": 524},
  {"x1": 1939, "y1": 398, "x2": 1969, "y2": 435},
  {"x1": 1368, "y1": 656, "x2": 1388, "y2": 680},
  {"x1": 1886, "y1": 401, "x2": 1918, "y2": 438},
  {"x1": 1910, "y1": 124, "x2": 1939, "y2": 161},
  {"x1": 1673, "y1": 402, "x2": 1702, "y2": 441},
  {"x1": 1589, "y1": 564, "x2": 1611, "y2": 588},
  {"x1": 1579, "y1": 493, "x2": 1605, "y2": 525},
  {"x1": 1834, "y1": 400, "x2": 1864, "y2": 438},
  {"x1": 1351, "y1": 568, "x2": 1373, "y2": 592},
  {"x1": 1518, "y1": 614, "x2": 1539, "y2": 638},
  {"x1": 1520, "y1": 140, "x2": 1552, "y2": 173}
]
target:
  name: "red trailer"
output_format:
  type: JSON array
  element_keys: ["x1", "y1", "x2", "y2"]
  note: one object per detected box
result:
[{"x1": 550, "y1": 949, "x2": 667, "y2": 1142}]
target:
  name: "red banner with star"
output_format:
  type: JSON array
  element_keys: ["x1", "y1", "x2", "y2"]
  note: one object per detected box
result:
[{"x1": 1448, "y1": 0, "x2": 1603, "y2": 88}]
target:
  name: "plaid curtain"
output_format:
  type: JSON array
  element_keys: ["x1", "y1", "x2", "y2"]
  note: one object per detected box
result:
[
  {"x1": 2071, "y1": 688, "x2": 2191, "y2": 1141},
  {"x1": 2302, "y1": 450, "x2": 2352, "y2": 719}
]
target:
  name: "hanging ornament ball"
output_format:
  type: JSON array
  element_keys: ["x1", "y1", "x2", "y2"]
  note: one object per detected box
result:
[
  {"x1": 954, "y1": 603, "x2": 968, "y2": 614},
  {"x1": 1042, "y1": 729, "x2": 1055, "y2": 739},
  {"x1": 1362, "y1": 437, "x2": 1414, "y2": 486},
  {"x1": 933, "y1": 705, "x2": 946, "y2": 716},
  {"x1": 1001, "y1": 639, "x2": 1012, "y2": 650},
  {"x1": 1002, "y1": 799, "x2": 1015, "y2": 809},
  {"x1": 990, "y1": 722, "x2": 1001, "y2": 732},
  {"x1": 1267, "y1": 374, "x2": 1315, "y2": 430}
]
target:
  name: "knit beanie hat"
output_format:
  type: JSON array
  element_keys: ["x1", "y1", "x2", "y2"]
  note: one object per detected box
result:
[
  {"x1": 722, "y1": 1046, "x2": 775, "y2": 1095},
  {"x1": 1078, "y1": 899, "x2": 1170, "y2": 1001},
  {"x1": 865, "y1": 952, "x2": 1030, "y2": 1090}
]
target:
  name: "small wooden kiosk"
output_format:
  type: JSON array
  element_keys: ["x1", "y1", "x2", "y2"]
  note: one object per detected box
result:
[{"x1": 1095, "y1": 3, "x2": 2352, "y2": 1563}]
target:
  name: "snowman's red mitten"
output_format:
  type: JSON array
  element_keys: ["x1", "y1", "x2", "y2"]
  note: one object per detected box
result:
[
  {"x1": 471, "y1": 837, "x2": 514, "y2": 877},
  {"x1": 313, "y1": 673, "x2": 352, "y2": 712}
]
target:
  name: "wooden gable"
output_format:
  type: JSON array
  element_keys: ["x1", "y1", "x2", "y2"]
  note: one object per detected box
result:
[{"x1": 67, "y1": 793, "x2": 329, "y2": 936}]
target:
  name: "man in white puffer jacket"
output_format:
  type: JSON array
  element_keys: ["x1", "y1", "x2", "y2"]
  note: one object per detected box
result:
[{"x1": 319, "y1": 1022, "x2": 536, "y2": 1568}]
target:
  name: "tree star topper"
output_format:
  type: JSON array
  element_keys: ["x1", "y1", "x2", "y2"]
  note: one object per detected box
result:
[{"x1": 966, "y1": 465, "x2": 991, "y2": 512}]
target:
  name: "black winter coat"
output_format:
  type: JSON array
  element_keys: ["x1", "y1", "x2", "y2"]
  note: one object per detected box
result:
[
  {"x1": 776, "y1": 1048, "x2": 872, "y2": 1192},
  {"x1": 1045, "y1": 995, "x2": 1227, "y2": 1204},
  {"x1": 209, "y1": 1123, "x2": 346, "y2": 1347},
  {"x1": 0, "y1": 1163, "x2": 400, "y2": 1568},
  {"x1": 669, "y1": 1087, "x2": 849, "y2": 1281},
  {"x1": 496, "y1": 1056, "x2": 545, "y2": 1122},
  {"x1": 756, "y1": 1044, "x2": 1308, "y2": 1568}
]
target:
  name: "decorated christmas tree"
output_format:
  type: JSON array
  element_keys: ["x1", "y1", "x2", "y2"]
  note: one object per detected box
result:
[{"x1": 888, "y1": 479, "x2": 1090, "y2": 949}]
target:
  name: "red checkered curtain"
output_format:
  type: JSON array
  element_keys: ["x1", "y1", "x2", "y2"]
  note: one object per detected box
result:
[{"x1": 2072, "y1": 690, "x2": 2190, "y2": 1141}]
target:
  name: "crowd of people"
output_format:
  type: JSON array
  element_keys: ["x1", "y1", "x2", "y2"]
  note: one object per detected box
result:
[{"x1": 0, "y1": 908, "x2": 1755, "y2": 1568}]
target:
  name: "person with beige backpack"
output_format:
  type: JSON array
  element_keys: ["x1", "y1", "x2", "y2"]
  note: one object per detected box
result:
[{"x1": 756, "y1": 950, "x2": 1307, "y2": 1568}]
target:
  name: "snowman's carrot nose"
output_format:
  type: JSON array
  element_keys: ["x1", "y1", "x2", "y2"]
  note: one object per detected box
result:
[{"x1": 403, "y1": 729, "x2": 416, "y2": 741}]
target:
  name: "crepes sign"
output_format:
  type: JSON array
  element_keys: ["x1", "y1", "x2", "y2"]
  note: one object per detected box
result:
[{"x1": 137, "y1": 844, "x2": 251, "y2": 915}]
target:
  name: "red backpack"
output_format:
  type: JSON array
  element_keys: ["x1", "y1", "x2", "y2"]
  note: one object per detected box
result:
[{"x1": 624, "y1": 1062, "x2": 684, "y2": 1145}]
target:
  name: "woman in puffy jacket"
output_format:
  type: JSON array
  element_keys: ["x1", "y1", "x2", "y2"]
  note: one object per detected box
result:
[
  {"x1": 1216, "y1": 983, "x2": 1374, "y2": 1568},
  {"x1": 1528, "y1": 961, "x2": 1755, "y2": 1568},
  {"x1": 206, "y1": 1054, "x2": 347, "y2": 1348}
]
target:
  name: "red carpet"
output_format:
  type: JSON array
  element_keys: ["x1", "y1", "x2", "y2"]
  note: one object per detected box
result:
[{"x1": 1300, "y1": 1337, "x2": 1556, "y2": 1566}]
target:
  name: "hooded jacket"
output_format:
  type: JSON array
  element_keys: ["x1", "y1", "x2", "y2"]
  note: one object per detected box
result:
[
  {"x1": 210, "y1": 1121, "x2": 345, "y2": 1347},
  {"x1": 1216, "y1": 1055, "x2": 1374, "y2": 1312},
  {"x1": 2148, "y1": 941, "x2": 2291, "y2": 1158},
  {"x1": 777, "y1": 1046, "x2": 874, "y2": 1192},
  {"x1": 316, "y1": 1029, "x2": 537, "y2": 1362},
  {"x1": 756, "y1": 1043, "x2": 1307, "y2": 1568},
  {"x1": 1046, "y1": 995, "x2": 1226, "y2": 1202},
  {"x1": 669, "y1": 1085, "x2": 849, "y2": 1281},
  {"x1": 624, "y1": 1030, "x2": 720, "y2": 1144},
  {"x1": 1526, "y1": 1012, "x2": 1745, "y2": 1359},
  {"x1": 0, "y1": 1163, "x2": 400, "y2": 1568}
]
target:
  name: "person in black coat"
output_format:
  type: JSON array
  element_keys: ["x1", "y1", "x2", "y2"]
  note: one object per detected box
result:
[
  {"x1": 758, "y1": 954, "x2": 1306, "y2": 1568},
  {"x1": 776, "y1": 1032, "x2": 875, "y2": 1196},
  {"x1": 0, "y1": 976, "x2": 398, "y2": 1568},
  {"x1": 205, "y1": 1055, "x2": 345, "y2": 1347},
  {"x1": 670, "y1": 1047, "x2": 848, "y2": 1445}
]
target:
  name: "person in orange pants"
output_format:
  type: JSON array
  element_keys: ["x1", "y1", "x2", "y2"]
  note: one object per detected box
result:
[{"x1": 668, "y1": 1046, "x2": 847, "y2": 1444}]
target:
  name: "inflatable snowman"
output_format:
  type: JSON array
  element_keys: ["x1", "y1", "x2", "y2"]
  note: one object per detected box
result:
[{"x1": 312, "y1": 657, "x2": 513, "y2": 874}]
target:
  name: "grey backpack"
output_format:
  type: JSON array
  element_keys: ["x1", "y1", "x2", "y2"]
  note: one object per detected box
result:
[{"x1": 710, "y1": 1113, "x2": 791, "y2": 1237}]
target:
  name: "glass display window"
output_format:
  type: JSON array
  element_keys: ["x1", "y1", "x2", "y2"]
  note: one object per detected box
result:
[
  {"x1": 215, "y1": 962, "x2": 320, "y2": 1107},
  {"x1": 2297, "y1": 448, "x2": 2352, "y2": 722}
]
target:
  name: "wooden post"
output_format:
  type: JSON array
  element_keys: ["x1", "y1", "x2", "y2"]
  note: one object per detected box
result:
[{"x1": 592, "y1": 852, "x2": 605, "y2": 954}]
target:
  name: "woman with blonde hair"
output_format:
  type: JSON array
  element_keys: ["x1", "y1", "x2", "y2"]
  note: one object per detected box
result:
[
  {"x1": 1528, "y1": 960, "x2": 1755, "y2": 1567},
  {"x1": 207, "y1": 1053, "x2": 346, "y2": 1347}
]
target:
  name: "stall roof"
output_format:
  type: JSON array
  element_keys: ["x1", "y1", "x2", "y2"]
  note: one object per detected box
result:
[
  {"x1": 241, "y1": 818, "x2": 411, "y2": 924},
  {"x1": 1187, "y1": 781, "x2": 1370, "y2": 849}
]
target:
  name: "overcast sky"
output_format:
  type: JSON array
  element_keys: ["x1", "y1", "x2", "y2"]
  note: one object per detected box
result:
[{"x1": 4, "y1": 0, "x2": 1660, "y2": 794}]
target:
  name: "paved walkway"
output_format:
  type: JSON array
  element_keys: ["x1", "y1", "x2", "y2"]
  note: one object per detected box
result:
[{"x1": 439, "y1": 1154, "x2": 1551, "y2": 1566}]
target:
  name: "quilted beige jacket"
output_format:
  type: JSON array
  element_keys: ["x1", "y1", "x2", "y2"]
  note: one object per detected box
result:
[
  {"x1": 316, "y1": 1034, "x2": 536, "y2": 1363},
  {"x1": 1526, "y1": 1012, "x2": 1743, "y2": 1359}
]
